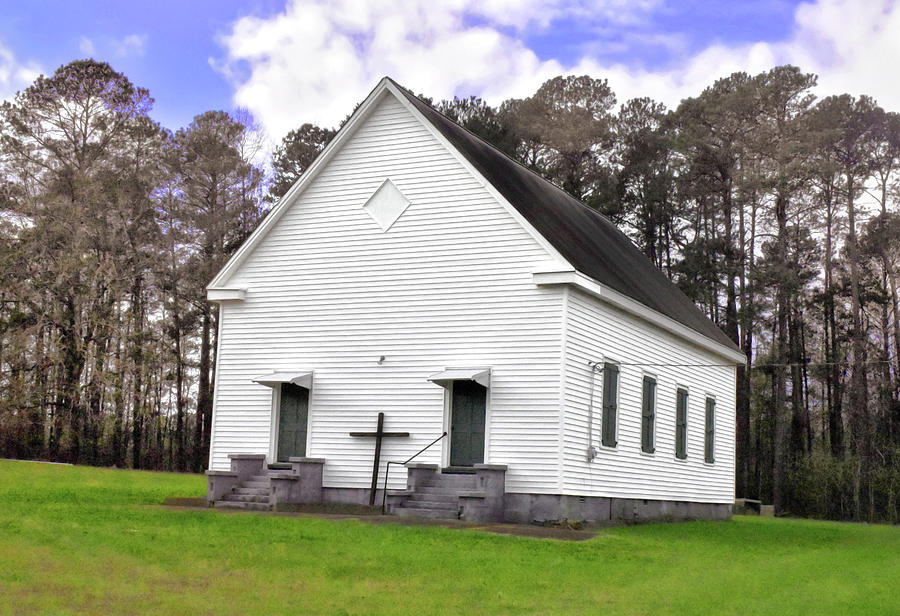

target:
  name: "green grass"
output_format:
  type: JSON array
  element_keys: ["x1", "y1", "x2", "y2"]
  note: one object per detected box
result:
[{"x1": 0, "y1": 460, "x2": 896, "y2": 615}]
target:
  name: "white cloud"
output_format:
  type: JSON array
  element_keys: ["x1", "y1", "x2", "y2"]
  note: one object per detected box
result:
[
  {"x1": 0, "y1": 42, "x2": 40, "y2": 100},
  {"x1": 792, "y1": 0, "x2": 900, "y2": 108},
  {"x1": 112, "y1": 34, "x2": 147, "y2": 57},
  {"x1": 214, "y1": 0, "x2": 658, "y2": 139},
  {"x1": 79, "y1": 36, "x2": 96, "y2": 57},
  {"x1": 594, "y1": 0, "x2": 900, "y2": 111},
  {"x1": 216, "y1": 0, "x2": 900, "y2": 142}
]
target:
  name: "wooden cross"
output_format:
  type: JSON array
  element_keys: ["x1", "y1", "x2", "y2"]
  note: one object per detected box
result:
[{"x1": 350, "y1": 412, "x2": 409, "y2": 505}]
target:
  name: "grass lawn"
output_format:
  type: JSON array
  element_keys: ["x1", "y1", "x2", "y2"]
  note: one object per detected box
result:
[{"x1": 0, "y1": 460, "x2": 897, "y2": 615}]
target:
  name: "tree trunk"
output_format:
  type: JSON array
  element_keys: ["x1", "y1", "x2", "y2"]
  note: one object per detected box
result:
[
  {"x1": 789, "y1": 308, "x2": 806, "y2": 458},
  {"x1": 27, "y1": 321, "x2": 48, "y2": 458},
  {"x1": 172, "y1": 272, "x2": 186, "y2": 471},
  {"x1": 846, "y1": 173, "x2": 870, "y2": 520},
  {"x1": 735, "y1": 180, "x2": 753, "y2": 498},
  {"x1": 722, "y1": 174, "x2": 739, "y2": 343},
  {"x1": 823, "y1": 184, "x2": 843, "y2": 456},
  {"x1": 799, "y1": 313, "x2": 813, "y2": 449},
  {"x1": 195, "y1": 307, "x2": 212, "y2": 472},
  {"x1": 55, "y1": 291, "x2": 85, "y2": 463},
  {"x1": 130, "y1": 276, "x2": 145, "y2": 469},
  {"x1": 112, "y1": 333, "x2": 125, "y2": 468},
  {"x1": 772, "y1": 192, "x2": 790, "y2": 515},
  {"x1": 202, "y1": 306, "x2": 219, "y2": 468},
  {"x1": 889, "y1": 267, "x2": 900, "y2": 397},
  {"x1": 887, "y1": 264, "x2": 900, "y2": 444}
]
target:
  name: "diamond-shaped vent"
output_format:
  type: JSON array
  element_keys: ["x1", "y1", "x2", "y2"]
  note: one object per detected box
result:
[{"x1": 362, "y1": 179, "x2": 411, "y2": 231}]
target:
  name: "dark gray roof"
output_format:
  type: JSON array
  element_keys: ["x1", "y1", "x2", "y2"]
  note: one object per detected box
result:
[{"x1": 391, "y1": 80, "x2": 739, "y2": 351}]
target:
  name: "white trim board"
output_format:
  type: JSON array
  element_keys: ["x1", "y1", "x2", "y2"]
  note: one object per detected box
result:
[{"x1": 208, "y1": 288, "x2": 245, "y2": 302}]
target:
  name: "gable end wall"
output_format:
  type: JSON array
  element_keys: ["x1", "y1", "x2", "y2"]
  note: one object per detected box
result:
[{"x1": 209, "y1": 94, "x2": 565, "y2": 494}]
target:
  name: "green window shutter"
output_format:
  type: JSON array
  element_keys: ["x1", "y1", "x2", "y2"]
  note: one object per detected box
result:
[
  {"x1": 705, "y1": 398, "x2": 715, "y2": 463},
  {"x1": 641, "y1": 376, "x2": 655, "y2": 453},
  {"x1": 601, "y1": 363, "x2": 618, "y2": 447},
  {"x1": 675, "y1": 388, "x2": 688, "y2": 459}
]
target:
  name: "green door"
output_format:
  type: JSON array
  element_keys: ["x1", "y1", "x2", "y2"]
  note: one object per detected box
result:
[
  {"x1": 449, "y1": 380, "x2": 486, "y2": 467},
  {"x1": 277, "y1": 383, "x2": 309, "y2": 462}
]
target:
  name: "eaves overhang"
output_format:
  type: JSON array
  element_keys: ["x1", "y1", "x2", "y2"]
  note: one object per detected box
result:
[{"x1": 534, "y1": 268, "x2": 746, "y2": 365}]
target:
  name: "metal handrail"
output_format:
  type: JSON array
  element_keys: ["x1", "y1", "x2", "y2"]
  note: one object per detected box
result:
[{"x1": 381, "y1": 431, "x2": 447, "y2": 514}]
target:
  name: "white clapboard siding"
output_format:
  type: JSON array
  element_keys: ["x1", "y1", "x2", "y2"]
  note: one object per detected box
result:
[
  {"x1": 209, "y1": 93, "x2": 565, "y2": 494},
  {"x1": 562, "y1": 288, "x2": 736, "y2": 503}
]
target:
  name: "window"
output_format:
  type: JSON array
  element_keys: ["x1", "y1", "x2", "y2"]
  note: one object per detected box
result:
[
  {"x1": 641, "y1": 376, "x2": 656, "y2": 453},
  {"x1": 675, "y1": 388, "x2": 688, "y2": 459},
  {"x1": 601, "y1": 363, "x2": 618, "y2": 447},
  {"x1": 705, "y1": 397, "x2": 716, "y2": 463}
]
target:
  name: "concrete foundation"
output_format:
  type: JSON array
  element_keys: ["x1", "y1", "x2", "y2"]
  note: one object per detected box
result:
[
  {"x1": 208, "y1": 456, "x2": 730, "y2": 523},
  {"x1": 322, "y1": 487, "x2": 382, "y2": 506},
  {"x1": 503, "y1": 493, "x2": 731, "y2": 525}
]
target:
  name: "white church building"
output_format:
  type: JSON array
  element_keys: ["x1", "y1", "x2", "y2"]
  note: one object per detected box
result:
[{"x1": 204, "y1": 77, "x2": 745, "y2": 524}]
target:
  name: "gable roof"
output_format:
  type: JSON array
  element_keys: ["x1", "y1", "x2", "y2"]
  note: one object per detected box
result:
[
  {"x1": 389, "y1": 80, "x2": 739, "y2": 352},
  {"x1": 209, "y1": 77, "x2": 740, "y2": 357}
]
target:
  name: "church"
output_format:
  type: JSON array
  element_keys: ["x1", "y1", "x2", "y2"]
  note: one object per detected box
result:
[{"x1": 204, "y1": 77, "x2": 745, "y2": 524}]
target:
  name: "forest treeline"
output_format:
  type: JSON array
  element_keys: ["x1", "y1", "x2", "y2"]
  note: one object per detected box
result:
[{"x1": 0, "y1": 60, "x2": 897, "y2": 522}]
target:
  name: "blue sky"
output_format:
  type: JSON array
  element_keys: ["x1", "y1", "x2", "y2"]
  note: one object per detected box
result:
[
  {"x1": 0, "y1": 1, "x2": 894, "y2": 142},
  {"x1": 523, "y1": 2, "x2": 799, "y2": 68},
  {"x1": 0, "y1": 0, "x2": 283, "y2": 131}
]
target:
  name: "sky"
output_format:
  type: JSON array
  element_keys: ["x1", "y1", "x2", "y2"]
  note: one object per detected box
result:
[{"x1": 0, "y1": 0, "x2": 897, "y2": 145}]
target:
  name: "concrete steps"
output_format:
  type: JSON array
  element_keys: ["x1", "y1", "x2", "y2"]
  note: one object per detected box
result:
[
  {"x1": 422, "y1": 474, "x2": 477, "y2": 489},
  {"x1": 408, "y1": 490, "x2": 458, "y2": 502},
  {"x1": 395, "y1": 506, "x2": 460, "y2": 519},
  {"x1": 225, "y1": 493, "x2": 270, "y2": 503},
  {"x1": 214, "y1": 473, "x2": 273, "y2": 511},
  {"x1": 233, "y1": 487, "x2": 269, "y2": 496},
  {"x1": 405, "y1": 499, "x2": 458, "y2": 510},
  {"x1": 392, "y1": 471, "x2": 479, "y2": 520},
  {"x1": 214, "y1": 500, "x2": 270, "y2": 511}
]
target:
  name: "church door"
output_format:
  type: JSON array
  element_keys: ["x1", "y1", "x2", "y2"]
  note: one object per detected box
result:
[
  {"x1": 277, "y1": 383, "x2": 309, "y2": 462},
  {"x1": 449, "y1": 380, "x2": 486, "y2": 467}
]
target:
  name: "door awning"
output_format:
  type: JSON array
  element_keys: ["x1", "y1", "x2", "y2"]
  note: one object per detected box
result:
[
  {"x1": 252, "y1": 371, "x2": 313, "y2": 389},
  {"x1": 428, "y1": 367, "x2": 491, "y2": 389}
]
